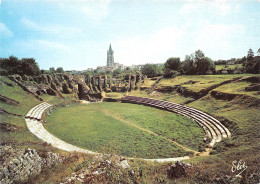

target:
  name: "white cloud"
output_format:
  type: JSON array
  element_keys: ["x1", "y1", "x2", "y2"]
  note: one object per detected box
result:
[
  {"x1": 111, "y1": 21, "x2": 245, "y2": 66},
  {"x1": 180, "y1": 0, "x2": 232, "y2": 16},
  {"x1": 16, "y1": 39, "x2": 70, "y2": 53},
  {"x1": 113, "y1": 25, "x2": 186, "y2": 65},
  {"x1": 213, "y1": 0, "x2": 230, "y2": 15},
  {"x1": 193, "y1": 22, "x2": 245, "y2": 59},
  {"x1": 36, "y1": 40, "x2": 70, "y2": 51},
  {"x1": 20, "y1": 17, "x2": 83, "y2": 38},
  {"x1": 57, "y1": 0, "x2": 111, "y2": 25},
  {"x1": 0, "y1": 23, "x2": 13, "y2": 37}
]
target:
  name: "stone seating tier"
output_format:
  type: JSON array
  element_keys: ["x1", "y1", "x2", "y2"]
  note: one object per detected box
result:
[
  {"x1": 25, "y1": 102, "x2": 52, "y2": 121},
  {"x1": 121, "y1": 96, "x2": 231, "y2": 148}
]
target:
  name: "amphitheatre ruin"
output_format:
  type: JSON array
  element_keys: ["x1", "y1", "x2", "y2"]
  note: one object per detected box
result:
[
  {"x1": 1, "y1": 63, "x2": 260, "y2": 183},
  {"x1": 1, "y1": 40, "x2": 260, "y2": 184}
]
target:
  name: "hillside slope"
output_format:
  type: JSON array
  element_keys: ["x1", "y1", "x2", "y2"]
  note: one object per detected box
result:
[{"x1": 1, "y1": 74, "x2": 259, "y2": 183}]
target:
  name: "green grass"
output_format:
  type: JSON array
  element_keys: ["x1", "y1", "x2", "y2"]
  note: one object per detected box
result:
[
  {"x1": 45, "y1": 102, "x2": 205, "y2": 158},
  {"x1": 214, "y1": 81, "x2": 260, "y2": 99},
  {"x1": 0, "y1": 76, "x2": 41, "y2": 115},
  {"x1": 140, "y1": 78, "x2": 157, "y2": 88},
  {"x1": 41, "y1": 93, "x2": 78, "y2": 104},
  {"x1": 185, "y1": 93, "x2": 260, "y2": 183},
  {"x1": 0, "y1": 76, "x2": 76, "y2": 155},
  {"x1": 215, "y1": 64, "x2": 242, "y2": 71},
  {"x1": 1, "y1": 73, "x2": 260, "y2": 183},
  {"x1": 157, "y1": 74, "x2": 258, "y2": 93},
  {"x1": 105, "y1": 92, "x2": 126, "y2": 98}
]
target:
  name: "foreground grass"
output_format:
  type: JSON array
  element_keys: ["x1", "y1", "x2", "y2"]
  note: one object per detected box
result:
[
  {"x1": 45, "y1": 102, "x2": 204, "y2": 158},
  {"x1": 2, "y1": 74, "x2": 260, "y2": 183}
]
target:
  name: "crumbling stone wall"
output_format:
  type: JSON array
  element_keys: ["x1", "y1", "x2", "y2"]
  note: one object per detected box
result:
[
  {"x1": 0, "y1": 146, "x2": 63, "y2": 184},
  {"x1": 8, "y1": 73, "x2": 146, "y2": 102}
]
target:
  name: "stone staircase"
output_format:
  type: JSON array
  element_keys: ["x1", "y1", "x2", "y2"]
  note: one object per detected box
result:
[
  {"x1": 121, "y1": 96, "x2": 231, "y2": 147},
  {"x1": 25, "y1": 102, "x2": 52, "y2": 120}
]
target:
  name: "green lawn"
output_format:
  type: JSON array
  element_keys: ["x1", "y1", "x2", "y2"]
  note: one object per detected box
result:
[
  {"x1": 0, "y1": 76, "x2": 41, "y2": 115},
  {"x1": 214, "y1": 81, "x2": 260, "y2": 99},
  {"x1": 157, "y1": 74, "x2": 258, "y2": 93},
  {"x1": 140, "y1": 78, "x2": 157, "y2": 88},
  {"x1": 105, "y1": 92, "x2": 126, "y2": 98},
  {"x1": 215, "y1": 64, "x2": 242, "y2": 71},
  {"x1": 45, "y1": 102, "x2": 205, "y2": 158}
]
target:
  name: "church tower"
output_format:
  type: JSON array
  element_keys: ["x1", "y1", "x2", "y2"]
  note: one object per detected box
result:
[{"x1": 107, "y1": 44, "x2": 114, "y2": 67}]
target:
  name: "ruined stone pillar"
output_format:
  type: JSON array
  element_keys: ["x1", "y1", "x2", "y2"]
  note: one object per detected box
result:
[
  {"x1": 128, "y1": 75, "x2": 131, "y2": 91},
  {"x1": 91, "y1": 76, "x2": 95, "y2": 91},
  {"x1": 133, "y1": 75, "x2": 136, "y2": 85},
  {"x1": 108, "y1": 79, "x2": 111, "y2": 88},
  {"x1": 104, "y1": 75, "x2": 107, "y2": 91},
  {"x1": 98, "y1": 76, "x2": 102, "y2": 92}
]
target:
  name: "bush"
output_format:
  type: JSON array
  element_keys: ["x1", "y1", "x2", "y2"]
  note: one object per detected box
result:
[
  {"x1": 141, "y1": 64, "x2": 160, "y2": 78},
  {"x1": 0, "y1": 56, "x2": 41, "y2": 76}
]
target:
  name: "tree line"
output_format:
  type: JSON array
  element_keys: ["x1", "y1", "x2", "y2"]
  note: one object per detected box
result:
[
  {"x1": 0, "y1": 56, "x2": 66, "y2": 76},
  {"x1": 141, "y1": 48, "x2": 260, "y2": 78},
  {"x1": 0, "y1": 56, "x2": 41, "y2": 76},
  {"x1": 1, "y1": 48, "x2": 259, "y2": 78}
]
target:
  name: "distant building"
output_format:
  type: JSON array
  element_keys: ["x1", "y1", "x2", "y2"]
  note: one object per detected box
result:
[
  {"x1": 87, "y1": 68, "x2": 94, "y2": 72},
  {"x1": 107, "y1": 44, "x2": 114, "y2": 67},
  {"x1": 132, "y1": 64, "x2": 145, "y2": 70},
  {"x1": 114, "y1": 62, "x2": 124, "y2": 70},
  {"x1": 96, "y1": 66, "x2": 106, "y2": 73}
]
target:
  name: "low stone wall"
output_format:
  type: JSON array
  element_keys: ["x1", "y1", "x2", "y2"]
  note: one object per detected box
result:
[{"x1": 0, "y1": 146, "x2": 64, "y2": 184}]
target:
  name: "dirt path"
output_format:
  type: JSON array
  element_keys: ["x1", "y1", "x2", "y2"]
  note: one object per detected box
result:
[{"x1": 101, "y1": 109, "x2": 199, "y2": 155}]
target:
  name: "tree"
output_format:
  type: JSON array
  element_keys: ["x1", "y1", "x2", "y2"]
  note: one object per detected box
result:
[
  {"x1": 56, "y1": 67, "x2": 64, "y2": 73},
  {"x1": 106, "y1": 70, "x2": 111, "y2": 75},
  {"x1": 257, "y1": 48, "x2": 260, "y2": 56},
  {"x1": 49, "y1": 67, "x2": 56, "y2": 74},
  {"x1": 164, "y1": 57, "x2": 181, "y2": 72},
  {"x1": 182, "y1": 54, "x2": 196, "y2": 74},
  {"x1": 141, "y1": 64, "x2": 158, "y2": 78},
  {"x1": 247, "y1": 48, "x2": 254, "y2": 62},
  {"x1": 194, "y1": 50, "x2": 215, "y2": 74},
  {"x1": 112, "y1": 69, "x2": 122, "y2": 78},
  {"x1": 243, "y1": 48, "x2": 259, "y2": 73},
  {"x1": 21, "y1": 58, "x2": 41, "y2": 75},
  {"x1": 0, "y1": 56, "x2": 40, "y2": 76}
]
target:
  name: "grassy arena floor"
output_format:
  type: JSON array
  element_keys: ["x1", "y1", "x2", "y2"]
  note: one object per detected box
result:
[{"x1": 45, "y1": 102, "x2": 205, "y2": 159}]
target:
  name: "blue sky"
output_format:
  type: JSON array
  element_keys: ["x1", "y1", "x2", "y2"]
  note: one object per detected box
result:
[{"x1": 0, "y1": 0, "x2": 259, "y2": 70}]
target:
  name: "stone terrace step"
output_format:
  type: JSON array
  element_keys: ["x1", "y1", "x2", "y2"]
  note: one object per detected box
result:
[
  {"x1": 163, "y1": 103, "x2": 225, "y2": 139},
  {"x1": 25, "y1": 102, "x2": 52, "y2": 121},
  {"x1": 121, "y1": 96, "x2": 231, "y2": 148}
]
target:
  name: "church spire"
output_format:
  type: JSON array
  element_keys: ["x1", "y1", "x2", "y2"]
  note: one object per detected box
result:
[
  {"x1": 109, "y1": 43, "x2": 112, "y2": 52},
  {"x1": 107, "y1": 44, "x2": 114, "y2": 67}
]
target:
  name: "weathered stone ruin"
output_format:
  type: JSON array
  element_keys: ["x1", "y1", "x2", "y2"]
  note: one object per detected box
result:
[
  {"x1": 167, "y1": 161, "x2": 192, "y2": 179},
  {"x1": 8, "y1": 73, "x2": 146, "y2": 101},
  {"x1": 0, "y1": 146, "x2": 64, "y2": 184}
]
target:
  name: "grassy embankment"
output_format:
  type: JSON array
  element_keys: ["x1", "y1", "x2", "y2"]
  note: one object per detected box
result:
[
  {"x1": 129, "y1": 74, "x2": 260, "y2": 183},
  {"x1": 45, "y1": 102, "x2": 205, "y2": 159},
  {"x1": 0, "y1": 76, "x2": 77, "y2": 152},
  {"x1": 0, "y1": 76, "x2": 91, "y2": 183},
  {"x1": 215, "y1": 64, "x2": 243, "y2": 71},
  {"x1": 1, "y1": 74, "x2": 259, "y2": 183}
]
